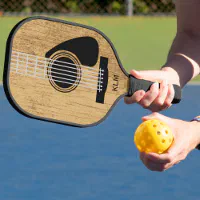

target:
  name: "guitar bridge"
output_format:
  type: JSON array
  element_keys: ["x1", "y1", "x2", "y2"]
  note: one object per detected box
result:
[{"x1": 96, "y1": 56, "x2": 108, "y2": 104}]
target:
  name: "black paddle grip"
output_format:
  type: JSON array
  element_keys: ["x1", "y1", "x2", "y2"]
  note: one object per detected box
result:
[{"x1": 127, "y1": 75, "x2": 181, "y2": 104}]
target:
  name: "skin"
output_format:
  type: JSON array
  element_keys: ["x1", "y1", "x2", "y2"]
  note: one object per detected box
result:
[
  {"x1": 140, "y1": 113, "x2": 200, "y2": 172},
  {"x1": 124, "y1": 0, "x2": 200, "y2": 112},
  {"x1": 124, "y1": 0, "x2": 200, "y2": 171}
]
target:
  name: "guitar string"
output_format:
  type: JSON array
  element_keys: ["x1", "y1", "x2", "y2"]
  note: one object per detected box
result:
[
  {"x1": 11, "y1": 54, "x2": 101, "y2": 76},
  {"x1": 11, "y1": 63, "x2": 102, "y2": 88},
  {"x1": 11, "y1": 51, "x2": 105, "y2": 91},
  {"x1": 10, "y1": 66, "x2": 102, "y2": 91},
  {"x1": 12, "y1": 51, "x2": 102, "y2": 73},
  {"x1": 11, "y1": 57, "x2": 103, "y2": 81},
  {"x1": 13, "y1": 50, "x2": 100, "y2": 72},
  {"x1": 10, "y1": 60, "x2": 103, "y2": 84},
  {"x1": 10, "y1": 68, "x2": 102, "y2": 91}
]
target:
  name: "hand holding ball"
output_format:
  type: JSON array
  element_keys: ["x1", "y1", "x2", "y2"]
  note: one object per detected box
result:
[{"x1": 134, "y1": 119, "x2": 174, "y2": 154}]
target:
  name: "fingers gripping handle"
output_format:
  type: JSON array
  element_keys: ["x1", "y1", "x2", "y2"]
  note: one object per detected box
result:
[{"x1": 127, "y1": 75, "x2": 182, "y2": 104}]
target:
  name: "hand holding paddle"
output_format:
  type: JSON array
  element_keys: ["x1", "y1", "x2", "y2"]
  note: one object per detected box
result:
[{"x1": 125, "y1": 68, "x2": 181, "y2": 112}]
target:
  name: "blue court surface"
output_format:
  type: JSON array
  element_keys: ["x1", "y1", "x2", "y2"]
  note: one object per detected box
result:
[{"x1": 0, "y1": 84, "x2": 200, "y2": 200}]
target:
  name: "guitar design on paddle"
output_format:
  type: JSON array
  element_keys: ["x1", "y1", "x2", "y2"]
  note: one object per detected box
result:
[
  {"x1": 11, "y1": 37, "x2": 108, "y2": 104},
  {"x1": 3, "y1": 17, "x2": 182, "y2": 127}
]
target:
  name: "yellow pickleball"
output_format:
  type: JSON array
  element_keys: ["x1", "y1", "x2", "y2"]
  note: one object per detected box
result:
[{"x1": 134, "y1": 119, "x2": 174, "y2": 154}]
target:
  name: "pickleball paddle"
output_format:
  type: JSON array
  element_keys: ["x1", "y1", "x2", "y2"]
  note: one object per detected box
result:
[{"x1": 3, "y1": 16, "x2": 181, "y2": 127}]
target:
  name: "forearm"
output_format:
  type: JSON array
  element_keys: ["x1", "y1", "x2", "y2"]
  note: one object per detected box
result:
[
  {"x1": 161, "y1": 0, "x2": 200, "y2": 88},
  {"x1": 162, "y1": 33, "x2": 200, "y2": 88}
]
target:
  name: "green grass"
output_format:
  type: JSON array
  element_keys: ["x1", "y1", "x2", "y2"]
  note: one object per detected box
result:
[{"x1": 0, "y1": 16, "x2": 199, "y2": 82}]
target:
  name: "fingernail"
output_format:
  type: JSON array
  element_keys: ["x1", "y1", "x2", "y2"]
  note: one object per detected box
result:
[{"x1": 155, "y1": 82, "x2": 159, "y2": 88}]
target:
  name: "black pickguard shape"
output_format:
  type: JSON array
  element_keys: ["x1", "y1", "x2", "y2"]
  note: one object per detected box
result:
[
  {"x1": 45, "y1": 36, "x2": 108, "y2": 104},
  {"x1": 46, "y1": 37, "x2": 99, "y2": 66}
]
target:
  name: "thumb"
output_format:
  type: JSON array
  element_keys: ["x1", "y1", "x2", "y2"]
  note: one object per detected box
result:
[
  {"x1": 130, "y1": 69, "x2": 168, "y2": 83},
  {"x1": 142, "y1": 112, "x2": 171, "y2": 124}
]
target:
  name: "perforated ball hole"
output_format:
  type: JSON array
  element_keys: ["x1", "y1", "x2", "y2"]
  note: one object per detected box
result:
[
  {"x1": 153, "y1": 124, "x2": 157, "y2": 128},
  {"x1": 157, "y1": 131, "x2": 161, "y2": 135},
  {"x1": 165, "y1": 130, "x2": 168, "y2": 134},
  {"x1": 162, "y1": 139, "x2": 165, "y2": 143}
]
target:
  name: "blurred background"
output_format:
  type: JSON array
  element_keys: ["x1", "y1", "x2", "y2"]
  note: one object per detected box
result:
[
  {"x1": 1, "y1": 0, "x2": 192, "y2": 82},
  {"x1": 0, "y1": 0, "x2": 175, "y2": 16}
]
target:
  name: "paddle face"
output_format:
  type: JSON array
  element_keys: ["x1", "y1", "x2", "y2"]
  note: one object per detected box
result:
[{"x1": 3, "y1": 17, "x2": 129, "y2": 127}]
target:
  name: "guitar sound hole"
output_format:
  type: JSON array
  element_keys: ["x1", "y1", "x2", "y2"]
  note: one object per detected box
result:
[
  {"x1": 51, "y1": 57, "x2": 77, "y2": 89},
  {"x1": 47, "y1": 53, "x2": 82, "y2": 93}
]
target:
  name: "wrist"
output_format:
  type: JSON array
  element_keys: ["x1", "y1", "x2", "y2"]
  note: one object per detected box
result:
[
  {"x1": 161, "y1": 67, "x2": 180, "y2": 86},
  {"x1": 190, "y1": 120, "x2": 200, "y2": 150},
  {"x1": 162, "y1": 53, "x2": 200, "y2": 87}
]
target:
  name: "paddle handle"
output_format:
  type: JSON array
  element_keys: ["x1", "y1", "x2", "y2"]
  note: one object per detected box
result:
[{"x1": 127, "y1": 75, "x2": 181, "y2": 104}]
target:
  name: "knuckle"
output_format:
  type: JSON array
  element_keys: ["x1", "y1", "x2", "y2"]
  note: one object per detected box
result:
[
  {"x1": 131, "y1": 92, "x2": 143, "y2": 103},
  {"x1": 139, "y1": 100, "x2": 150, "y2": 108},
  {"x1": 135, "y1": 95, "x2": 142, "y2": 102},
  {"x1": 141, "y1": 102, "x2": 150, "y2": 109},
  {"x1": 154, "y1": 99, "x2": 164, "y2": 107}
]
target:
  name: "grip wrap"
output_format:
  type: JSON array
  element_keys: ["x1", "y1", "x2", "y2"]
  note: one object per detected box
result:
[{"x1": 127, "y1": 75, "x2": 181, "y2": 104}]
